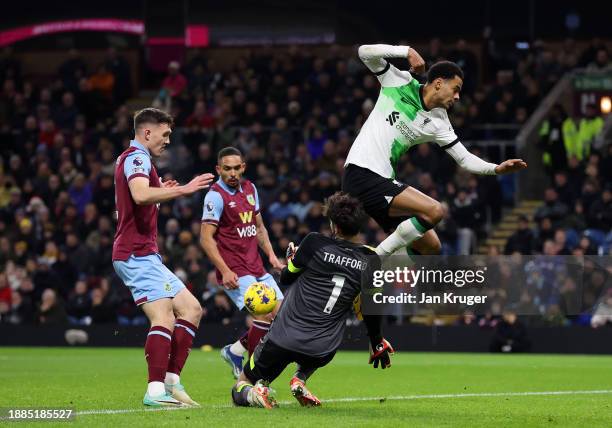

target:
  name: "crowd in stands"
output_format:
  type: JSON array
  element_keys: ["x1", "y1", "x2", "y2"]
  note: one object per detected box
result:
[{"x1": 0, "y1": 37, "x2": 610, "y2": 329}]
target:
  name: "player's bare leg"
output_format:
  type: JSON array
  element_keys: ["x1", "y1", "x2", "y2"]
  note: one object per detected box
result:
[
  {"x1": 163, "y1": 289, "x2": 203, "y2": 406},
  {"x1": 290, "y1": 366, "x2": 321, "y2": 407},
  {"x1": 407, "y1": 230, "x2": 441, "y2": 256},
  {"x1": 377, "y1": 187, "x2": 443, "y2": 256},
  {"x1": 141, "y1": 298, "x2": 182, "y2": 406}
]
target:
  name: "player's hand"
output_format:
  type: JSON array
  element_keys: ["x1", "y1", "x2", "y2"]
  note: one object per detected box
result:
[
  {"x1": 286, "y1": 242, "x2": 298, "y2": 262},
  {"x1": 221, "y1": 269, "x2": 239, "y2": 289},
  {"x1": 269, "y1": 254, "x2": 285, "y2": 272},
  {"x1": 494, "y1": 159, "x2": 528, "y2": 175},
  {"x1": 369, "y1": 338, "x2": 395, "y2": 369},
  {"x1": 182, "y1": 173, "x2": 215, "y2": 195},
  {"x1": 407, "y1": 48, "x2": 426, "y2": 74},
  {"x1": 161, "y1": 179, "x2": 179, "y2": 188}
]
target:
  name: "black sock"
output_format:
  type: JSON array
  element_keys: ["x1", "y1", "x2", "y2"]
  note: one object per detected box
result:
[
  {"x1": 231, "y1": 382, "x2": 252, "y2": 407},
  {"x1": 295, "y1": 365, "x2": 316, "y2": 382}
]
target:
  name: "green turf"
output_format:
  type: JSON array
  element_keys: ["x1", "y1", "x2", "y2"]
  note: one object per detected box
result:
[{"x1": 1, "y1": 347, "x2": 612, "y2": 427}]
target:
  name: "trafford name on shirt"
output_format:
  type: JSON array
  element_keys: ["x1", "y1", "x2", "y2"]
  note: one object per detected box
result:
[{"x1": 323, "y1": 252, "x2": 367, "y2": 270}]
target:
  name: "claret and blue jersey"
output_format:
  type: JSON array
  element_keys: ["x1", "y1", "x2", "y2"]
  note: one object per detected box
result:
[{"x1": 202, "y1": 178, "x2": 283, "y2": 309}]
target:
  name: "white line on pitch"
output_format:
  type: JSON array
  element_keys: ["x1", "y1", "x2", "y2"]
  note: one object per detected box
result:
[
  {"x1": 75, "y1": 389, "x2": 612, "y2": 416},
  {"x1": 322, "y1": 389, "x2": 612, "y2": 403}
]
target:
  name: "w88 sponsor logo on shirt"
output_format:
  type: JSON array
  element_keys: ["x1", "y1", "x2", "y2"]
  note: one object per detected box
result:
[{"x1": 237, "y1": 224, "x2": 257, "y2": 238}]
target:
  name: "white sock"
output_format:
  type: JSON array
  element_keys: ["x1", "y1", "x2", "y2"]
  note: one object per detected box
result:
[
  {"x1": 147, "y1": 381, "x2": 165, "y2": 396},
  {"x1": 230, "y1": 340, "x2": 247, "y2": 356},
  {"x1": 376, "y1": 218, "x2": 425, "y2": 255},
  {"x1": 165, "y1": 372, "x2": 180, "y2": 385}
]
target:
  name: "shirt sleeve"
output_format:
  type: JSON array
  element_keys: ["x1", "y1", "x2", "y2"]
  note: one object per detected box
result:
[
  {"x1": 286, "y1": 233, "x2": 318, "y2": 273},
  {"x1": 124, "y1": 152, "x2": 151, "y2": 181},
  {"x1": 201, "y1": 190, "x2": 224, "y2": 224},
  {"x1": 444, "y1": 142, "x2": 498, "y2": 175},
  {"x1": 358, "y1": 44, "x2": 413, "y2": 88},
  {"x1": 281, "y1": 233, "x2": 321, "y2": 285},
  {"x1": 433, "y1": 112, "x2": 460, "y2": 147},
  {"x1": 252, "y1": 184, "x2": 261, "y2": 213}
]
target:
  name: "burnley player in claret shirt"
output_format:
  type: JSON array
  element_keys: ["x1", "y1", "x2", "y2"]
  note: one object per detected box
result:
[
  {"x1": 200, "y1": 147, "x2": 285, "y2": 379},
  {"x1": 112, "y1": 108, "x2": 213, "y2": 407}
]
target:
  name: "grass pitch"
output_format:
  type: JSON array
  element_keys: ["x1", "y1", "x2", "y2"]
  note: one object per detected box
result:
[{"x1": 1, "y1": 347, "x2": 612, "y2": 427}]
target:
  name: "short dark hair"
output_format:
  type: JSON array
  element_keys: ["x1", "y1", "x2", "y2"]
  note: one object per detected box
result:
[
  {"x1": 217, "y1": 146, "x2": 243, "y2": 162},
  {"x1": 325, "y1": 192, "x2": 366, "y2": 237},
  {"x1": 427, "y1": 61, "x2": 464, "y2": 83},
  {"x1": 133, "y1": 108, "x2": 174, "y2": 131}
]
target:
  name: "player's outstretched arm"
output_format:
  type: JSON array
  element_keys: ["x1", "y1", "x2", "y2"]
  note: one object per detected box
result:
[
  {"x1": 128, "y1": 173, "x2": 214, "y2": 205},
  {"x1": 362, "y1": 314, "x2": 394, "y2": 369},
  {"x1": 255, "y1": 214, "x2": 285, "y2": 271},
  {"x1": 494, "y1": 159, "x2": 528, "y2": 175},
  {"x1": 358, "y1": 44, "x2": 425, "y2": 74},
  {"x1": 444, "y1": 142, "x2": 527, "y2": 176}
]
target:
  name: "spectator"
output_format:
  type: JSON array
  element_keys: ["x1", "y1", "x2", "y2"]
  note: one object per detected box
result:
[
  {"x1": 38, "y1": 288, "x2": 67, "y2": 325},
  {"x1": 68, "y1": 173, "x2": 93, "y2": 215},
  {"x1": 105, "y1": 47, "x2": 132, "y2": 104},
  {"x1": 504, "y1": 215, "x2": 534, "y2": 255},
  {"x1": 447, "y1": 39, "x2": 478, "y2": 94},
  {"x1": 268, "y1": 191, "x2": 293, "y2": 220},
  {"x1": 156, "y1": 61, "x2": 187, "y2": 110},
  {"x1": 0, "y1": 272, "x2": 11, "y2": 311},
  {"x1": 534, "y1": 188, "x2": 568, "y2": 225},
  {"x1": 4, "y1": 290, "x2": 34, "y2": 324},
  {"x1": 563, "y1": 104, "x2": 604, "y2": 163},
  {"x1": 587, "y1": 187, "x2": 612, "y2": 231},
  {"x1": 553, "y1": 229, "x2": 571, "y2": 255},
  {"x1": 66, "y1": 280, "x2": 91, "y2": 325},
  {"x1": 562, "y1": 200, "x2": 587, "y2": 231},
  {"x1": 437, "y1": 201, "x2": 458, "y2": 255},
  {"x1": 538, "y1": 104, "x2": 568, "y2": 176},
  {"x1": 185, "y1": 100, "x2": 215, "y2": 129},
  {"x1": 88, "y1": 64, "x2": 115, "y2": 102},
  {"x1": 291, "y1": 190, "x2": 314, "y2": 222},
  {"x1": 489, "y1": 311, "x2": 531, "y2": 352},
  {"x1": 552, "y1": 171, "x2": 575, "y2": 207},
  {"x1": 90, "y1": 285, "x2": 116, "y2": 324},
  {"x1": 64, "y1": 232, "x2": 92, "y2": 276},
  {"x1": 58, "y1": 49, "x2": 86, "y2": 93},
  {"x1": 202, "y1": 290, "x2": 235, "y2": 324},
  {"x1": 92, "y1": 175, "x2": 115, "y2": 216},
  {"x1": 53, "y1": 92, "x2": 79, "y2": 130},
  {"x1": 587, "y1": 48, "x2": 612, "y2": 72}
]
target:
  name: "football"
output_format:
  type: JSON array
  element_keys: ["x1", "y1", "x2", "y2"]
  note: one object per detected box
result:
[{"x1": 243, "y1": 282, "x2": 277, "y2": 315}]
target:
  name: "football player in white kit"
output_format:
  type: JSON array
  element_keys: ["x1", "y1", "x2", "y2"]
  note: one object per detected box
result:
[{"x1": 342, "y1": 44, "x2": 527, "y2": 257}]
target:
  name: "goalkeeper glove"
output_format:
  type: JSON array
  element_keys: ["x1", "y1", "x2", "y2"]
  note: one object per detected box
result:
[
  {"x1": 286, "y1": 242, "x2": 298, "y2": 261},
  {"x1": 369, "y1": 338, "x2": 394, "y2": 369}
]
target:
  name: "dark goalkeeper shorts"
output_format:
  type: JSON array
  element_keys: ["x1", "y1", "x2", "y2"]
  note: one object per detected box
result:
[
  {"x1": 342, "y1": 164, "x2": 409, "y2": 233},
  {"x1": 243, "y1": 336, "x2": 336, "y2": 385}
]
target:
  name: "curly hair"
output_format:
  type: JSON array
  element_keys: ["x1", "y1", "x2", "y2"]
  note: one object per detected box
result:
[
  {"x1": 324, "y1": 191, "x2": 366, "y2": 237},
  {"x1": 427, "y1": 60, "x2": 464, "y2": 83}
]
